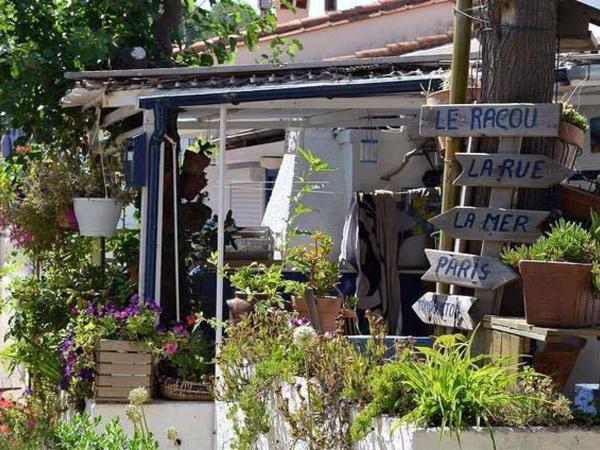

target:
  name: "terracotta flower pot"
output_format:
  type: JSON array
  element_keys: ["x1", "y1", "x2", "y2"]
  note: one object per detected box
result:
[
  {"x1": 58, "y1": 206, "x2": 79, "y2": 230},
  {"x1": 126, "y1": 263, "x2": 140, "y2": 281},
  {"x1": 226, "y1": 292, "x2": 268, "y2": 324},
  {"x1": 533, "y1": 338, "x2": 586, "y2": 389},
  {"x1": 553, "y1": 120, "x2": 586, "y2": 169},
  {"x1": 292, "y1": 295, "x2": 343, "y2": 333},
  {"x1": 519, "y1": 260, "x2": 600, "y2": 328},
  {"x1": 558, "y1": 184, "x2": 600, "y2": 221},
  {"x1": 426, "y1": 87, "x2": 481, "y2": 152}
]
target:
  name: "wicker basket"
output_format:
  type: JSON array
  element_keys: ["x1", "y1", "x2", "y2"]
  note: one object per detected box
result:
[{"x1": 159, "y1": 377, "x2": 214, "y2": 401}]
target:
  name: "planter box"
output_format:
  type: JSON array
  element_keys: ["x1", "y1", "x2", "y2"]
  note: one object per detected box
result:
[
  {"x1": 217, "y1": 396, "x2": 600, "y2": 450},
  {"x1": 95, "y1": 340, "x2": 153, "y2": 403},
  {"x1": 559, "y1": 184, "x2": 600, "y2": 221},
  {"x1": 519, "y1": 260, "x2": 600, "y2": 328}
]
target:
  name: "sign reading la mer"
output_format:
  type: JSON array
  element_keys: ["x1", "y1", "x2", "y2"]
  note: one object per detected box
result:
[
  {"x1": 419, "y1": 103, "x2": 560, "y2": 137},
  {"x1": 430, "y1": 206, "x2": 549, "y2": 243},
  {"x1": 422, "y1": 249, "x2": 518, "y2": 290}
]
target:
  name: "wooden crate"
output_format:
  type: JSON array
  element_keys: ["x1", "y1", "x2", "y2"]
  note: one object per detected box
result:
[{"x1": 95, "y1": 340, "x2": 153, "y2": 403}]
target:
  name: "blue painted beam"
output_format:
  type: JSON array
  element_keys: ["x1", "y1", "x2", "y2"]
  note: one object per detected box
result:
[{"x1": 139, "y1": 76, "x2": 443, "y2": 109}]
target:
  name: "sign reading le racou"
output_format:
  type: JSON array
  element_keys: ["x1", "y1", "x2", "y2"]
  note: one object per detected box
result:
[{"x1": 419, "y1": 103, "x2": 560, "y2": 137}]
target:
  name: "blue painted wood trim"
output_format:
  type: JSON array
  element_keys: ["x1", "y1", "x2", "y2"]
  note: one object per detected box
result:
[
  {"x1": 139, "y1": 76, "x2": 443, "y2": 109},
  {"x1": 143, "y1": 102, "x2": 167, "y2": 300}
]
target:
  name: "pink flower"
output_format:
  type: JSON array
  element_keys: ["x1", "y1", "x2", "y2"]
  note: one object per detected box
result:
[{"x1": 165, "y1": 342, "x2": 178, "y2": 354}]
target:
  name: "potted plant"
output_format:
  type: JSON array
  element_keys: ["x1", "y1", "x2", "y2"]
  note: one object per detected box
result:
[
  {"x1": 158, "y1": 314, "x2": 214, "y2": 401},
  {"x1": 287, "y1": 231, "x2": 342, "y2": 332},
  {"x1": 72, "y1": 153, "x2": 134, "y2": 237},
  {"x1": 217, "y1": 261, "x2": 291, "y2": 323},
  {"x1": 500, "y1": 219, "x2": 600, "y2": 327}
]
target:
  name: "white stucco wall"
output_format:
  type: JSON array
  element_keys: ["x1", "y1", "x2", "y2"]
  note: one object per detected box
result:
[
  {"x1": 87, "y1": 400, "x2": 214, "y2": 450},
  {"x1": 234, "y1": 1, "x2": 453, "y2": 63}
]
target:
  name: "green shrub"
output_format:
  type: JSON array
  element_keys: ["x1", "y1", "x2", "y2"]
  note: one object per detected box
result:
[
  {"x1": 500, "y1": 219, "x2": 600, "y2": 291},
  {"x1": 561, "y1": 102, "x2": 589, "y2": 132},
  {"x1": 352, "y1": 333, "x2": 545, "y2": 447}
]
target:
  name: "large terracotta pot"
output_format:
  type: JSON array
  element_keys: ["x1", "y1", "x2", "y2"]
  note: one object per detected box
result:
[
  {"x1": 426, "y1": 87, "x2": 481, "y2": 152},
  {"x1": 519, "y1": 260, "x2": 600, "y2": 328},
  {"x1": 226, "y1": 292, "x2": 268, "y2": 324},
  {"x1": 558, "y1": 184, "x2": 600, "y2": 221},
  {"x1": 292, "y1": 295, "x2": 343, "y2": 333}
]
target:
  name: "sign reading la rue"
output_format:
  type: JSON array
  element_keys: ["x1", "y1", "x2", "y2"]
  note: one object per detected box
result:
[
  {"x1": 430, "y1": 207, "x2": 549, "y2": 243},
  {"x1": 454, "y1": 153, "x2": 573, "y2": 188},
  {"x1": 419, "y1": 103, "x2": 560, "y2": 137},
  {"x1": 422, "y1": 249, "x2": 518, "y2": 290}
]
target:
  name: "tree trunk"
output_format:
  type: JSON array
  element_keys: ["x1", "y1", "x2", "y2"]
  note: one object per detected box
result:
[
  {"x1": 474, "y1": 0, "x2": 558, "y2": 316},
  {"x1": 479, "y1": 0, "x2": 558, "y2": 211},
  {"x1": 153, "y1": 0, "x2": 183, "y2": 62}
]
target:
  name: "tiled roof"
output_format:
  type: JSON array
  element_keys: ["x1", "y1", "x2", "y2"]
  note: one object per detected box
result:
[
  {"x1": 329, "y1": 31, "x2": 453, "y2": 60},
  {"x1": 187, "y1": 0, "x2": 452, "y2": 53}
]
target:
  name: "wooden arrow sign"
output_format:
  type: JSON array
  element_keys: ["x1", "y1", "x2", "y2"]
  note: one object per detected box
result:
[
  {"x1": 412, "y1": 292, "x2": 477, "y2": 330},
  {"x1": 430, "y1": 206, "x2": 550, "y2": 243},
  {"x1": 454, "y1": 153, "x2": 573, "y2": 188},
  {"x1": 422, "y1": 249, "x2": 519, "y2": 290},
  {"x1": 419, "y1": 103, "x2": 560, "y2": 137}
]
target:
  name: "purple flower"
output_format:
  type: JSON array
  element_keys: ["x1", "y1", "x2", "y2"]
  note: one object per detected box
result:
[
  {"x1": 171, "y1": 322, "x2": 186, "y2": 335},
  {"x1": 22, "y1": 388, "x2": 32, "y2": 397},
  {"x1": 145, "y1": 298, "x2": 162, "y2": 314},
  {"x1": 85, "y1": 303, "x2": 96, "y2": 315},
  {"x1": 288, "y1": 317, "x2": 310, "y2": 328},
  {"x1": 78, "y1": 368, "x2": 94, "y2": 380},
  {"x1": 155, "y1": 323, "x2": 166, "y2": 332},
  {"x1": 70, "y1": 305, "x2": 78, "y2": 315}
]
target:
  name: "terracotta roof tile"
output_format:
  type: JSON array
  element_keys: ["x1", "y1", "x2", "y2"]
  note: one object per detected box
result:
[
  {"x1": 184, "y1": 0, "x2": 452, "y2": 53},
  {"x1": 329, "y1": 31, "x2": 453, "y2": 60}
]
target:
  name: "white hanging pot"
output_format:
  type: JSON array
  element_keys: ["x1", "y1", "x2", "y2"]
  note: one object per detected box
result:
[{"x1": 73, "y1": 197, "x2": 122, "y2": 237}]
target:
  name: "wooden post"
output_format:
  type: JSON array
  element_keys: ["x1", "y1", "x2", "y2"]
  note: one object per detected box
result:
[{"x1": 437, "y1": 0, "x2": 473, "y2": 295}]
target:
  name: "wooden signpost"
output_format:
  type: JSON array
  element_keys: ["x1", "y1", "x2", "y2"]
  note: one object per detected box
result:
[
  {"x1": 419, "y1": 103, "x2": 560, "y2": 137},
  {"x1": 430, "y1": 207, "x2": 549, "y2": 243},
  {"x1": 422, "y1": 249, "x2": 519, "y2": 290},
  {"x1": 413, "y1": 293, "x2": 476, "y2": 330},
  {"x1": 415, "y1": 102, "x2": 566, "y2": 330},
  {"x1": 454, "y1": 153, "x2": 573, "y2": 188}
]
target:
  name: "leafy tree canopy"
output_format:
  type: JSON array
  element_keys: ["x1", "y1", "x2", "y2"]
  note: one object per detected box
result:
[{"x1": 0, "y1": 0, "x2": 300, "y2": 144}]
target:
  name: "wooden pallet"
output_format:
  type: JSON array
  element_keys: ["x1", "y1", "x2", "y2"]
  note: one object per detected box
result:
[{"x1": 95, "y1": 340, "x2": 153, "y2": 403}]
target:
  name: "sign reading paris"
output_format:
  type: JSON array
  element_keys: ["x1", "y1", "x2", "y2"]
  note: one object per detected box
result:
[{"x1": 419, "y1": 103, "x2": 560, "y2": 137}]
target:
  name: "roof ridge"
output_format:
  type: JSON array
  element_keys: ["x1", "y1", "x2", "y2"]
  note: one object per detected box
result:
[{"x1": 185, "y1": 0, "x2": 451, "y2": 54}]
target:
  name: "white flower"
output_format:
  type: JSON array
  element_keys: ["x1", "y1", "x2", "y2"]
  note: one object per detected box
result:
[
  {"x1": 166, "y1": 426, "x2": 179, "y2": 442},
  {"x1": 124, "y1": 404, "x2": 143, "y2": 424},
  {"x1": 293, "y1": 324, "x2": 316, "y2": 351},
  {"x1": 128, "y1": 386, "x2": 150, "y2": 406}
]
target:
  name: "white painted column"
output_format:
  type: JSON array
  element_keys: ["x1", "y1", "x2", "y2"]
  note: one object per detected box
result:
[
  {"x1": 138, "y1": 109, "x2": 154, "y2": 297},
  {"x1": 154, "y1": 143, "x2": 165, "y2": 307},
  {"x1": 216, "y1": 106, "x2": 227, "y2": 345}
]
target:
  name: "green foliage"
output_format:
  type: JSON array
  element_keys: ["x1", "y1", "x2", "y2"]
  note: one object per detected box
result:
[
  {"x1": 157, "y1": 315, "x2": 213, "y2": 381},
  {"x1": 0, "y1": 390, "x2": 63, "y2": 450},
  {"x1": 216, "y1": 311, "x2": 304, "y2": 450},
  {"x1": 492, "y1": 368, "x2": 573, "y2": 427},
  {"x1": 352, "y1": 334, "x2": 563, "y2": 448},
  {"x1": 108, "y1": 229, "x2": 141, "y2": 268},
  {"x1": 561, "y1": 102, "x2": 589, "y2": 132},
  {"x1": 287, "y1": 231, "x2": 341, "y2": 296},
  {"x1": 500, "y1": 219, "x2": 600, "y2": 291},
  {"x1": 55, "y1": 413, "x2": 158, "y2": 450}
]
